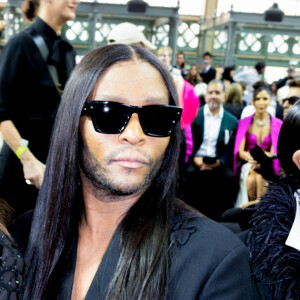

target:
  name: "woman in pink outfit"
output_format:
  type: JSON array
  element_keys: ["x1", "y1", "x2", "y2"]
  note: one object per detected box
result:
[
  {"x1": 234, "y1": 82, "x2": 282, "y2": 207},
  {"x1": 157, "y1": 47, "x2": 199, "y2": 162}
]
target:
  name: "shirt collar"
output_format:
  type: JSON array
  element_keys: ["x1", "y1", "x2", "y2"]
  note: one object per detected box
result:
[
  {"x1": 204, "y1": 104, "x2": 224, "y2": 118},
  {"x1": 31, "y1": 17, "x2": 60, "y2": 40},
  {"x1": 204, "y1": 65, "x2": 211, "y2": 72}
]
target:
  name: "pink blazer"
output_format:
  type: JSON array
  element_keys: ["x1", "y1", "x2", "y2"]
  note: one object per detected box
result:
[
  {"x1": 233, "y1": 114, "x2": 282, "y2": 176},
  {"x1": 181, "y1": 80, "x2": 200, "y2": 130},
  {"x1": 181, "y1": 80, "x2": 200, "y2": 162}
]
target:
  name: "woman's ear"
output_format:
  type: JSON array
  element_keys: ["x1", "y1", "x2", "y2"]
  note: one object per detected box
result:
[{"x1": 292, "y1": 150, "x2": 300, "y2": 169}]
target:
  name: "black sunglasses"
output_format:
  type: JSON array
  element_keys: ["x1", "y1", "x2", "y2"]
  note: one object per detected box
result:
[{"x1": 82, "y1": 101, "x2": 182, "y2": 137}]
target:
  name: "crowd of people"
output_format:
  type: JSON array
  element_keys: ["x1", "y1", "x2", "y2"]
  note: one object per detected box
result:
[{"x1": 0, "y1": 2, "x2": 299, "y2": 299}]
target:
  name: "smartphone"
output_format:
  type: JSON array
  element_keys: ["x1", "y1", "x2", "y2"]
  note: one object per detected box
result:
[{"x1": 203, "y1": 157, "x2": 217, "y2": 164}]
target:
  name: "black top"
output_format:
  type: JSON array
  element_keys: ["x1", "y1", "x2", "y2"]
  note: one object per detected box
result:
[
  {"x1": 0, "y1": 17, "x2": 75, "y2": 161},
  {"x1": 200, "y1": 67, "x2": 216, "y2": 84},
  {"x1": 55, "y1": 215, "x2": 256, "y2": 300},
  {"x1": 0, "y1": 230, "x2": 24, "y2": 300},
  {"x1": 223, "y1": 103, "x2": 246, "y2": 120}
]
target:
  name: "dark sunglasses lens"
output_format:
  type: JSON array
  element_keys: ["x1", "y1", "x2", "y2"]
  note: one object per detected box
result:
[
  {"x1": 90, "y1": 102, "x2": 129, "y2": 134},
  {"x1": 141, "y1": 106, "x2": 181, "y2": 137}
]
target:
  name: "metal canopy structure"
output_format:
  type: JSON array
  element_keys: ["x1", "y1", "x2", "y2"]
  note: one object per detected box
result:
[
  {"x1": 2, "y1": 1, "x2": 300, "y2": 68},
  {"x1": 201, "y1": 10, "x2": 300, "y2": 67},
  {"x1": 3, "y1": 0, "x2": 180, "y2": 62}
]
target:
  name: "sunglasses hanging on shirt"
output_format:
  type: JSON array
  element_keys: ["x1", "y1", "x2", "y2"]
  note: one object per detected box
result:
[{"x1": 82, "y1": 101, "x2": 182, "y2": 137}]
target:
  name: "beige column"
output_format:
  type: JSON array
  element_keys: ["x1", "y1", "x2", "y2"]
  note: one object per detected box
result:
[{"x1": 198, "y1": 0, "x2": 219, "y2": 57}]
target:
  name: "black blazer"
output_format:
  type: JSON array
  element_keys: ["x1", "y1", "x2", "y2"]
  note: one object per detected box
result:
[
  {"x1": 191, "y1": 106, "x2": 238, "y2": 167},
  {"x1": 13, "y1": 206, "x2": 258, "y2": 299},
  {"x1": 200, "y1": 67, "x2": 216, "y2": 84},
  {"x1": 54, "y1": 214, "x2": 257, "y2": 300}
]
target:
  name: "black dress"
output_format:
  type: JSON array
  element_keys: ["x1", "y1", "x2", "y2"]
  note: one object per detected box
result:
[{"x1": 0, "y1": 17, "x2": 76, "y2": 216}]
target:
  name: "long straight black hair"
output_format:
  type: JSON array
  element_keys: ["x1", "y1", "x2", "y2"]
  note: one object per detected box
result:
[{"x1": 24, "y1": 44, "x2": 182, "y2": 299}]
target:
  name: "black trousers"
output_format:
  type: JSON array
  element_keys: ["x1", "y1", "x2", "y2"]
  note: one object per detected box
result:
[
  {"x1": 0, "y1": 143, "x2": 38, "y2": 217},
  {"x1": 184, "y1": 164, "x2": 238, "y2": 221}
]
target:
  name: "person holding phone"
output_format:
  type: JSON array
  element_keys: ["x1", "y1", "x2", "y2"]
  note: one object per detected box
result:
[
  {"x1": 185, "y1": 80, "x2": 238, "y2": 220},
  {"x1": 234, "y1": 82, "x2": 282, "y2": 208},
  {"x1": 199, "y1": 52, "x2": 216, "y2": 84},
  {"x1": 276, "y1": 65, "x2": 296, "y2": 90},
  {"x1": 174, "y1": 51, "x2": 188, "y2": 78}
]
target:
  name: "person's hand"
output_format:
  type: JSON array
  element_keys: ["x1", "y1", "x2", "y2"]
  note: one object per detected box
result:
[
  {"x1": 193, "y1": 156, "x2": 203, "y2": 168},
  {"x1": 249, "y1": 160, "x2": 260, "y2": 172},
  {"x1": 194, "y1": 157, "x2": 220, "y2": 171},
  {"x1": 200, "y1": 160, "x2": 220, "y2": 171},
  {"x1": 244, "y1": 152, "x2": 253, "y2": 162},
  {"x1": 20, "y1": 150, "x2": 46, "y2": 188},
  {"x1": 199, "y1": 64, "x2": 206, "y2": 71},
  {"x1": 241, "y1": 199, "x2": 259, "y2": 209},
  {"x1": 200, "y1": 163, "x2": 213, "y2": 171}
]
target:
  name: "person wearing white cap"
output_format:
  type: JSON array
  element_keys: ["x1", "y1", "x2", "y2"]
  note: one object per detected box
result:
[{"x1": 107, "y1": 22, "x2": 156, "y2": 50}]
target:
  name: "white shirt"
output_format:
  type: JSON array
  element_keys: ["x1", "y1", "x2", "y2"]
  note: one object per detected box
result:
[
  {"x1": 202, "y1": 65, "x2": 211, "y2": 73},
  {"x1": 196, "y1": 104, "x2": 224, "y2": 157}
]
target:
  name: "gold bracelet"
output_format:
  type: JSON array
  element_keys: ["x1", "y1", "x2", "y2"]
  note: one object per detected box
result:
[{"x1": 15, "y1": 145, "x2": 29, "y2": 159}]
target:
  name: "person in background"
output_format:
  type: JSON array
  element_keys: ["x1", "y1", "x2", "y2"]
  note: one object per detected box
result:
[
  {"x1": 271, "y1": 81, "x2": 278, "y2": 103},
  {"x1": 270, "y1": 81, "x2": 284, "y2": 120},
  {"x1": 287, "y1": 78, "x2": 300, "y2": 97},
  {"x1": 0, "y1": 20, "x2": 5, "y2": 41},
  {"x1": 276, "y1": 64, "x2": 296, "y2": 90},
  {"x1": 240, "y1": 81, "x2": 277, "y2": 119},
  {"x1": 277, "y1": 78, "x2": 300, "y2": 107},
  {"x1": 0, "y1": 0, "x2": 78, "y2": 217},
  {"x1": 282, "y1": 96, "x2": 299, "y2": 119},
  {"x1": 23, "y1": 44, "x2": 255, "y2": 300},
  {"x1": 248, "y1": 99, "x2": 300, "y2": 299},
  {"x1": 185, "y1": 80, "x2": 238, "y2": 221},
  {"x1": 199, "y1": 51, "x2": 216, "y2": 84},
  {"x1": 221, "y1": 65, "x2": 235, "y2": 91},
  {"x1": 107, "y1": 22, "x2": 156, "y2": 50},
  {"x1": 174, "y1": 51, "x2": 188, "y2": 78},
  {"x1": 186, "y1": 64, "x2": 206, "y2": 107},
  {"x1": 234, "y1": 61, "x2": 265, "y2": 105},
  {"x1": 185, "y1": 64, "x2": 202, "y2": 87},
  {"x1": 157, "y1": 46, "x2": 199, "y2": 162},
  {"x1": 223, "y1": 82, "x2": 246, "y2": 120},
  {"x1": 234, "y1": 82, "x2": 282, "y2": 208}
]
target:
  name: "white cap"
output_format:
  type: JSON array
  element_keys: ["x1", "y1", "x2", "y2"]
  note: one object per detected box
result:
[{"x1": 107, "y1": 22, "x2": 156, "y2": 50}]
